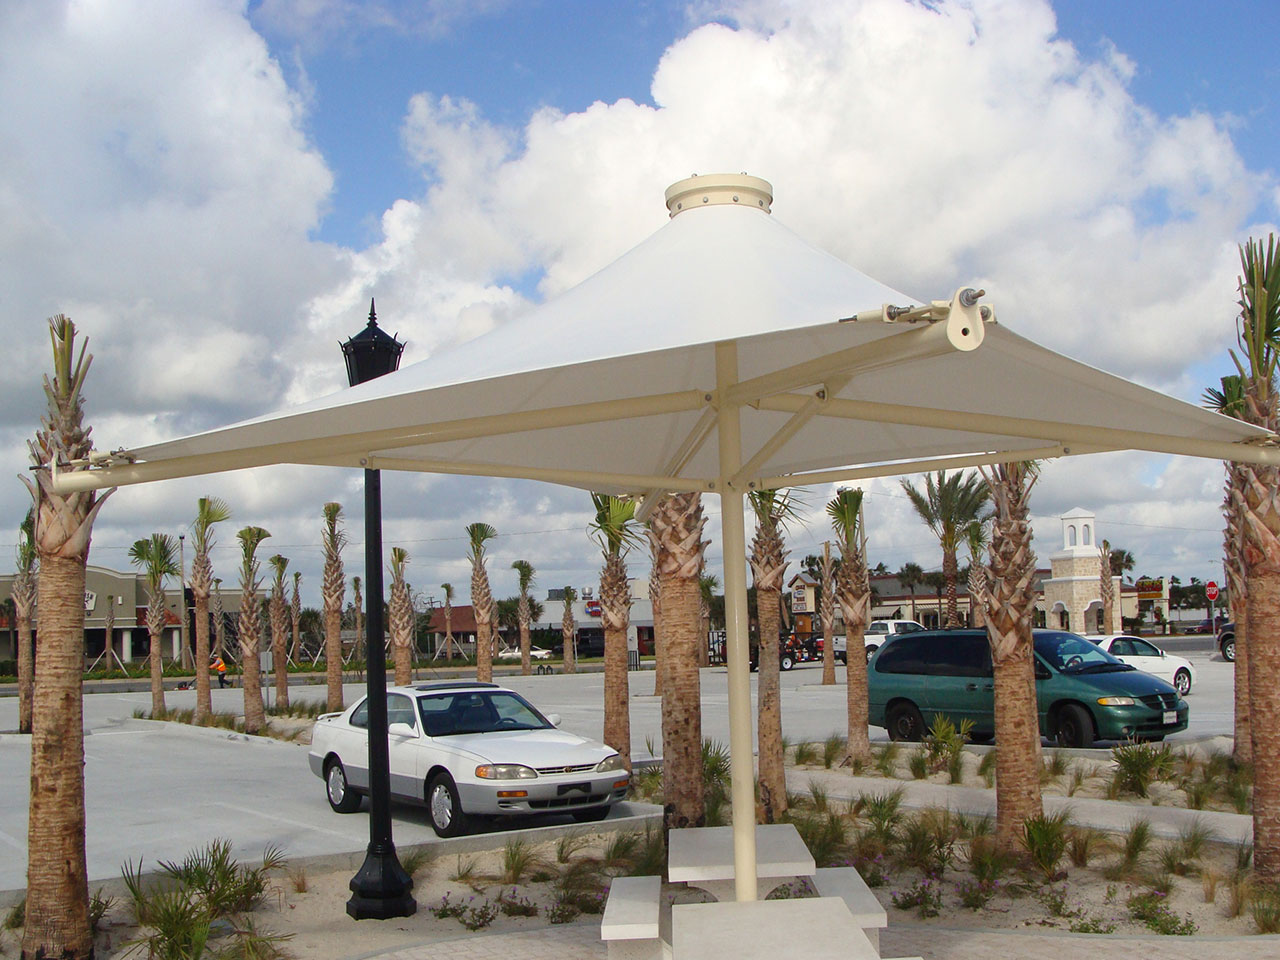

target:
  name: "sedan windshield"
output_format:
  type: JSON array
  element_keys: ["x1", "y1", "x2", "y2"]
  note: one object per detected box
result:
[
  {"x1": 1035, "y1": 632, "x2": 1134, "y2": 675},
  {"x1": 418, "y1": 691, "x2": 552, "y2": 736}
]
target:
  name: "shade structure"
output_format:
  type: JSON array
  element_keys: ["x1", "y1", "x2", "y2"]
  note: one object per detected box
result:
[{"x1": 56, "y1": 173, "x2": 1278, "y2": 903}]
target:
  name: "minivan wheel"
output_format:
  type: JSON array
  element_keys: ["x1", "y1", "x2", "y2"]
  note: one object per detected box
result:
[
  {"x1": 1222, "y1": 637, "x2": 1236, "y2": 662},
  {"x1": 886, "y1": 702, "x2": 925, "y2": 742},
  {"x1": 1173, "y1": 668, "x2": 1192, "y2": 696},
  {"x1": 865, "y1": 645, "x2": 878, "y2": 663},
  {"x1": 1055, "y1": 704, "x2": 1093, "y2": 750}
]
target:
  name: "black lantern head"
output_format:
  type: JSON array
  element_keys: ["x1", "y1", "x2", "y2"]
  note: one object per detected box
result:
[{"x1": 342, "y1": 298, "x2": 405, "y2": 386}]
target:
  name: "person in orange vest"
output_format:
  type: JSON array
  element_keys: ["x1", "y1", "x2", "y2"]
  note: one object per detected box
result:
[{"x1": 211, "y1": 654, "x2": 228, "y2": 688}]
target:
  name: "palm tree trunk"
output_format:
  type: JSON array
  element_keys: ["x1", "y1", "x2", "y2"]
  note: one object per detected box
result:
[
  {"x1": 651, "y1": 605, "x2": 664, "y2": 698},
  {"x1": 518, "y1": 595, "x2": 532, "y2": 677},
  {"x1": 661, "y1": 568, "x2": 704, "y2": 829},
  {"x1": 325, "y1": 608, "x2": 343, "y2": 711},
  {"x1": 150, "y1": 627, "x2": 166, "y2": 716},
  {"x1": 820, "y1": 543, "x2": 836, "y2": 686},
  {"x1": 943, "y1": 548, "x2": 960, "y2": 628},
  {"x1": 272, "y1": 616, "x2": 289, "y2": 708},
  {"x1": 756, "y1": 586, "x2": 786, "y2": 821},
  {"x1": 981, "y1": 464, "x2": 1044, "y2": 854},
  {"x1": 604, "y1": 621, "x2": 631, "y2": 770},
  {"x1": 1250, "y1": 568, "x2": 1280, "y2": 877},
  {"x1": 991, "y1": 648, "x2": 1041, "y2": 849},
  {"x1": 17, "y1": 615, "x2": 33, "y2": 734},
  {"x1": 194, "y1": 595, "x2": 212, "y2": 721},
  {"x1": 476, "y1": 621, "x2": 493, "y2": 682},
  {"x1": 1225, "y1": 466, "x2": 1251, "y2": 764},
  {"x1": 24, "y1": 555, "x2": 92, "y2": 958}
]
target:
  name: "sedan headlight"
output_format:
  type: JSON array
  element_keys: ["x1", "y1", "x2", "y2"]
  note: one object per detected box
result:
[
  {"x1": 596, "y1": 754, "x2": 626, "y2": 773},
  {"x1": 1096, "y1": 696, "x2": 1136, "y2": 706},
  {"x1": 475, "y1": 764, "x2": 538, "y2": 780}
]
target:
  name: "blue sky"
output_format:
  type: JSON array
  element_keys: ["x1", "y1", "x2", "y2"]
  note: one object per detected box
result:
[
  {"x1": 257, "y1": 1, "x2": 1280, "y2": 249},
  {"x1": 1, "y1": 0, "x2": 1276, "y2": 603}
]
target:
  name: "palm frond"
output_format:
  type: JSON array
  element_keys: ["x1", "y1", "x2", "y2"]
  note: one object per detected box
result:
[
  {"x1": 466, "y1": 522, "x2": 497, "y2": 561},
  {"x1": 589, "y1": 493, "x2": 640, "y2": 556},
  {"x1": 826, "y1": 487, "x2": 864, "y2": 549}
]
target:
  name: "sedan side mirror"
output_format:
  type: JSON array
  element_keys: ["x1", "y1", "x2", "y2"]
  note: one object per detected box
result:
[
  {"x1": 388, "y1": 722, "x2": 418, "y2": 739},
  {"x1": 546, "y1": 713, "x2": 562, "y2": 727}
]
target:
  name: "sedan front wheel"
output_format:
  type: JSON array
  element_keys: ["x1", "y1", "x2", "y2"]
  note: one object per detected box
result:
[{"x1": 427, "y1": 772, "x2": 470, "y2": 838}]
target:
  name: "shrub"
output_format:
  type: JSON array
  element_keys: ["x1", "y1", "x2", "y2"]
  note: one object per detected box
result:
[
  {"x1": 873, "y1": 742, "x2": 900, "y2": 777},
  {"x1": 954, "y1": 877, "x2": 999, "y2": 909},
  {"x1": 1126, "y1": 890, "x2": 1197, "y2": 935},
  {"x1": 501, "y1": 839, "x2": 542, "y2": 884},
  {"x1": 823, "y1": 734, "x2": 847, "y2": 769},
  {"x1": 890, "y1": 876, "x2": 943, "y2": 917},
  {"x1": 859, "y1": 787, "x2": 905, "y2": 841},
  {"x1": 977, "y1": 749, "x2": 997, "y2": 788},
  {"x1": 1021, "y1": 810, "x2": 1073, "y2": 879},
  {"x1": 1110, "y1": 741, "x2": 1174, "y2": 798},
  {"x1": 1068, "y1": 827, "x2": 1106, "y2": 868},
  {"x1": 1252, "y1": 884, "x2": 1280, "y2": 934},
  {"x1": 792, "y1": 741, "x2": 819, "y2": 766},
  {"x1": 908, "y1": 752, "x2": 929, "y2": 780}
]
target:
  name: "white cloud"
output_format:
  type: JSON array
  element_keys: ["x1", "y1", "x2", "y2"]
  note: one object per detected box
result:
[{"x1": 1, "y1": 0, "x2": 1270, "y2": 607}]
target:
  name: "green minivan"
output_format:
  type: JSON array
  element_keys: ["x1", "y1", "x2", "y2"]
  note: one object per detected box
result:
[{"x1": 867, "y1": 629, "x2": 1188, "y2": 748}]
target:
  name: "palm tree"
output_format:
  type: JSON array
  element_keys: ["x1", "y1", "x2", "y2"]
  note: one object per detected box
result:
[
  {"x1": 236, "y1": 527, "x2": 270, "y2": 734},
  {"x1": 828, "y1": 488, "x2": 872, "y2": 766},
  {"x1": 351, "y1": 574, "x2": 364, "y2": 664},
  {"x1": 966, "y1": 521, "x2": 988, "y2": 629},
  {"x1": 1205, "y1": 374, "x2": 1252, "y2": 763},
  {"x1": 512, "y1": 559, "x2": 536, "y2": 676},
  {"x1": 129, "y1": 534, "x2": 180, "y2": 717},
  {"x1": 749, "y1": 489, "x2": 795, "y2": 820},
  {"x1": 190, "y1": 496, "x2": 230, "y2": 722},
  {"x1": 560, "y1": 585, "x2": 578, "y2": 674},
  {"x1": 819, "y1": 542, "x2": 836, "y2": 685},
  {"x1": 978, "y1": 460, "x2": 1044, "y2": 853},
  {"x1": 591, "y1": 493, "x2": 640, "y2": 771},
  {"x1": 14, "y1": 510, "x2": 36, "y2": 734},
  {"x1": 321, "y1": 502, "x2": 347, "y2": 711},
  {"x1": 466, "y1": 522, "x2": 498, "y2": 682},
  {"x1": 1097, "y1": 538, "x2": 1115, "y2": 635},
  {"x1": 21, "y1": 316, "x2": 111, "y2": 959},
  {"x1": 896, "y1": 561, "x2": 924, "y2": 623},
  {"x1": 698, "y1": 573, "x2": 719, "y2": 667},
  {"x1": 900, "y1": 470, "x2": 990, "y2": 628},
  {"x1": 1226, "y1": 235, "x2": 1280, "y2": 878},
  {"x1": 267, "y1": 555, "x2": 290, "y2": 708},
  {"x1": 651, "y1": 492, "x2": 707, "y2": 829},
  {"x1": 1108, "y1": 546, "x2": 1136, "y2": 579},
  {"x1": 290, "y1": 571, "x2": 302, "y2": 664},
  {"x1": 389, "y1": 547, "x2": 414, "y2": 686},
  {"x1": 923, "y1": 570, "x2": 947, "y2": 625},
  {"x1": 441, "y1": 582, "x2": 455, "y2": 659}
]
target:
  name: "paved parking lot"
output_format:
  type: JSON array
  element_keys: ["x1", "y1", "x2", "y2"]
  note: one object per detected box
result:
[{"x1": 0, "y1": 650, "x2": 1234, "y2": 894}]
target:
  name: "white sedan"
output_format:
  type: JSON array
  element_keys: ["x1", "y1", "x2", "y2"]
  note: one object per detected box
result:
[
  {"x1": 1087, "y1": 634, "x2": 1197, "y2": 696},
  {"x1": 309, "y1": 681, "x2": 629, "y2": 837},
  {"x1": 497, "y1": 645, "x2": 552, "y2": 660}
]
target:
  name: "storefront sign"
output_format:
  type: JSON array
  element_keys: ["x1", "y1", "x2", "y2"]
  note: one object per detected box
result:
[{"x1": 1135, "y1": 577, "x2": 1163, "y2": 600}]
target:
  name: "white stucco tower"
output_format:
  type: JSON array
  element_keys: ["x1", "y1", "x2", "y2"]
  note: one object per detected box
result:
[{"x1": 1040, "y1": 508, "x2": 1120, "y2": 634}]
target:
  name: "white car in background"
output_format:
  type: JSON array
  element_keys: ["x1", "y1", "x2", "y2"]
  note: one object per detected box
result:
[
  {"x1": 1087, "y1": 634, "x2": 1197, "y2": 696},
  {"x1": 309, "y1": 681, "x2": 628, "y2": 837},
  {"x1": 834, "y1": 619, "x2": 926, "y2": 663}
]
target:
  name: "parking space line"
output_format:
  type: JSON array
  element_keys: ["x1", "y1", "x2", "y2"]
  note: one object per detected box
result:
[{"x1": 208, "y1": 801, "x2": 360, "y2": 840}]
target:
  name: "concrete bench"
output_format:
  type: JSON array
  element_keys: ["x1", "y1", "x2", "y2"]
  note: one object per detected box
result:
[
  {"x1": 601, "y1": 875, "x2": 665, "y2": 960},
  {"x1": 812, "y1": 867, "x2": 887, "y2": 953}
]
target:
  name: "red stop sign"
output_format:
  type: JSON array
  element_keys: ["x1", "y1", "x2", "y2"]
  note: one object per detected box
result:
[{"x1": 1206, "y1": 581, "x2": 1219, "y2": 601}]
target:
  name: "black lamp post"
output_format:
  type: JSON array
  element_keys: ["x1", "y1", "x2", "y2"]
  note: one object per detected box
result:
[{"x1": 342, "y1": 298, "x2": 415, "y2": 920}]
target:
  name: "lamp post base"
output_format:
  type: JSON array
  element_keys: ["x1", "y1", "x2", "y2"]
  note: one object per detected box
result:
[{"x1": 346, "y1": 844, "x2": 416, "y2": 920}]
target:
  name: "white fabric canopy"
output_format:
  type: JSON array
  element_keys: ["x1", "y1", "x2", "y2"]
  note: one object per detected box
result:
[{"x1": 66, "y1": 176, "x2": 1273, "y2": 494}]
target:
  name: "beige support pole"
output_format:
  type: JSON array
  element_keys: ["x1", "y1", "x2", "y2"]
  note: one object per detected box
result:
[{"x1": 716, "y1": 341, "x2": 758, "y2": 902}]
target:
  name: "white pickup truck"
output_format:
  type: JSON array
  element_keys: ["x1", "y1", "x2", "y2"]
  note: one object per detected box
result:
[{"x1": 833, "y1": 619, "x2": 926, "y2": 663}]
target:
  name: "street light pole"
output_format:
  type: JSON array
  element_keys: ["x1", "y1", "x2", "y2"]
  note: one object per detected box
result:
[{"x1": 342, "y1": 298, "x2": 415, "y2": 921}]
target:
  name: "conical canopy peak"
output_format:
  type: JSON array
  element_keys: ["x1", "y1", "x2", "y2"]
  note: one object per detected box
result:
[{"x1": 665, "y1": 173, "x2": 773, "y2": 218}]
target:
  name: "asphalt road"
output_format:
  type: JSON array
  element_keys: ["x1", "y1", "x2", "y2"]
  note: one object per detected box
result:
[{"x1": 0, "y1": 648, "x2": 1235, "y2": 893}]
